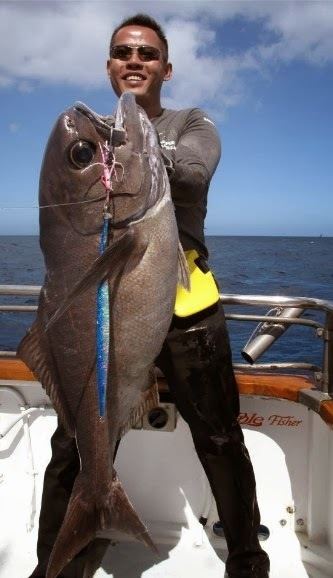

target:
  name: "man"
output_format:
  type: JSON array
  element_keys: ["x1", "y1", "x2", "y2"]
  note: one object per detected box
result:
[{"x1": 30, "y1": 13, "x2": 270, "y2": 578}]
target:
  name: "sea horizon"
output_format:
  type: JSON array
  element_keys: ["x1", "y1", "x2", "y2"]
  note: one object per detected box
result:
[{"x1": 1, "y1": 235, "x2": 332, "y2": 363}]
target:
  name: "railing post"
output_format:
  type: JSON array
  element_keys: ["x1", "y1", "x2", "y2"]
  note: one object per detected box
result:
[{"x1": 323, "y1": 312, "x2": 333, "y2": 395}]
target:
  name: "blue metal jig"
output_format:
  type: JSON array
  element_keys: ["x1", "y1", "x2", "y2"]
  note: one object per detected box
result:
[{"x1": 96, "y1": 215, "x2": 110, "y2": 417}]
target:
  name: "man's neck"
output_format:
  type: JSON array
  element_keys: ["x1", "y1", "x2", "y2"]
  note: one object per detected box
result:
[
  {"x1": 146, "y1": 105, "x2": 163, "y2": 119},
  {"x1": 135, "y1": 97, "x2": 162, "y2": 120}
]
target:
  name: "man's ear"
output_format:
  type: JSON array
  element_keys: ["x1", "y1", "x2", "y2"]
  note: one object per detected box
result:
[
  {"x1": 164, "y1": 62, "x2": 173, "y2": 82},
  {"x1": 106, "y1": 59, "x2": 111, "y2": 79}
]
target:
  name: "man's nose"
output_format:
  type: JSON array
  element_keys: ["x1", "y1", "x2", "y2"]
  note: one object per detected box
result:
[{"x1": 126, "y1": 49, "x2": 143, "y2": 66}]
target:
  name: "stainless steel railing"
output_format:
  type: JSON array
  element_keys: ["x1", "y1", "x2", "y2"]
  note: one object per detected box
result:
[
  {"x1": 220, "y1": 293, "x2": 333, "y2": 394},
  {"x1": 1, "y1": 284, "x2": 332, "y2": 394}
]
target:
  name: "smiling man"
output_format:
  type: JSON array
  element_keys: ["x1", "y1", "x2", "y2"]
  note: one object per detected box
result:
[
  {"x1": 29, "y1": 14, "x2": 270, "y2": 578},
  {"x1": 107, "y1": 23, "x2": 172, "y2": 118}
]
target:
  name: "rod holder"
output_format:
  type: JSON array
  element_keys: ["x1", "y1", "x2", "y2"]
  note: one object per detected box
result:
[{"x1": 241, "y1": 307, "x2": 304, "y2": 364}]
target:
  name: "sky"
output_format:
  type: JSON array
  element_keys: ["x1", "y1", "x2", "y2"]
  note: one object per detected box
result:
[{"x1": 0, "y1": 0, "x2": 332, "y2": 236}]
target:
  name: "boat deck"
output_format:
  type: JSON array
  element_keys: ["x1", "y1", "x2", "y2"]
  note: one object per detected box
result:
[
  {"x1": 1, "y1": 383, "x2": 333, "y2": 578},
  {"x1": 7, "y1": 527, "x2": 333, "y2": 578}
]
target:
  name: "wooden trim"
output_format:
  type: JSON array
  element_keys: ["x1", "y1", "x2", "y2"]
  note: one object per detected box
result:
[
  {"x1": 0, "y1": 358, "x2": 36, "y2": 381},
  {"x1": 319, "y1": 401, "x2": 333, "y2": 426},
  {"x1": 0, "y1": 357, "x2": 330, "y2": 426},
  {"x1": 235, "y1": 372, "x2": 314, "y2": 402}
]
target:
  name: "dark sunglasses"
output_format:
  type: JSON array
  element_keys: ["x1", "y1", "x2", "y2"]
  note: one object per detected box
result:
[{"x1": 110, "y1": 44, "x2": 161, "y2": 62}]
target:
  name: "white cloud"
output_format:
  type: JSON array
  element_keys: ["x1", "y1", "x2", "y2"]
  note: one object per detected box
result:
[
  {"x1": 0, "y1": 2, "x2": 118, "y2": 87},
  {"x1": 8, "y1": 122, "x2": 20, "y2": 133},
  {"x1": 249, "y1": 1, "x2": 333, "y2": 65},
  {"x1": 163, "y1": 18, "x2": 260, "y2": 114},
  {"x1": 0, "y1": 1, "x2": 332, "y2": 113},
  {"x1": 17, "y1": 80, "x2": 34, "y2": 93},
  {"x1": 0, "y1": 74, "x2": 13, "y2": 88}
]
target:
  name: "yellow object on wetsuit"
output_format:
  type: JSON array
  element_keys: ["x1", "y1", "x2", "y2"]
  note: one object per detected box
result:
[{"x1": 174, "y1": 249, "x2": 220, "y2": 317}]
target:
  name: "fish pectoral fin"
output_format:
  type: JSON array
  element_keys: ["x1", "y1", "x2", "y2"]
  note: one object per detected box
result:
[
  {"x1": 46, "y1": 228, "x2": 137, "y2": 330},
  {"x1": 177, "y1": 241, "x2": 190, "y2": 290},
  {"x1": 17, "y1": 320, "x2": 75, "y2": 437},
  {"x1": 119, "y1": 378, "x2": 159, "y2": 438},
  {"x1": 46, "y1": 471, "x2": 157, "y2": 578}
]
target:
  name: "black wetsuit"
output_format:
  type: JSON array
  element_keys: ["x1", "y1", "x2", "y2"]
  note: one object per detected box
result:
[{"x1": 29, "y1": 108, "x2": 270, "y2": 578}]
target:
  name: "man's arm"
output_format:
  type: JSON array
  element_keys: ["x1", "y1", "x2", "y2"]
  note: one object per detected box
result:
[{"x1": 163, "y1": 109, "x2": 221, "y2": 207}]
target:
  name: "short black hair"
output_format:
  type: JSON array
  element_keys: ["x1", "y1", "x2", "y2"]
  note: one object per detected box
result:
[{"x1": 110, "y1": 13, "x2": 169, "y2": 61}]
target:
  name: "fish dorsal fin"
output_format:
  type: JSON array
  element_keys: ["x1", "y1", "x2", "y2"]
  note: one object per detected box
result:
[{"x1": 177, "y1": 241, "x2": 191, "y2": 291}]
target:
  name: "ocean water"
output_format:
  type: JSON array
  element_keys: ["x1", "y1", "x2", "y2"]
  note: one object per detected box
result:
[{"x1": 1, "y1": 235, "x2": 332, "y2": 366}]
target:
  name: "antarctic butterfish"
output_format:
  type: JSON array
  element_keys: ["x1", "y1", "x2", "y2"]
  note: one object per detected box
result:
[{"x1": 18, "y1": 92, "x2": 189, "y2": 578}]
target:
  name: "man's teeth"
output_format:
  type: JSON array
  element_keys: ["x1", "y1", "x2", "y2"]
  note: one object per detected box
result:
[{"x1": 126, "y1": 75, "x2": 143, "y2": 81}]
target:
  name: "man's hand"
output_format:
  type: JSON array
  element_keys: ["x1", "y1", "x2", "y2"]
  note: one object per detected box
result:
[{"x1": 160, "y1": 148, "x2": 175, "y2": 180}]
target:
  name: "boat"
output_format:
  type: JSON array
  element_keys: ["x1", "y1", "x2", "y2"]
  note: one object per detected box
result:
[{"x1": 1, "y1": 284, "x2": 333, "y2": 578}]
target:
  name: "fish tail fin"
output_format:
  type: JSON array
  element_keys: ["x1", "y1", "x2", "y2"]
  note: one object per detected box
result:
[
  {"x1": 45, "y1": 474, "x2": 96, "y2": 578},
  {"x1": 46, "y1": 471, "x2": 157, "y2": 578},
  {"x1": 111, "y1": 471, "x2": 158, "y2": 552}
]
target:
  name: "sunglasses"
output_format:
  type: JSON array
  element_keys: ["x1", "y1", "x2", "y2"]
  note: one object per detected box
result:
[{"x1": 110, "y1": 44, "x2": 161, "y2": 62}]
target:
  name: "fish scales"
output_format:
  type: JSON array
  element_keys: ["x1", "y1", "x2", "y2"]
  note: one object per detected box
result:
[{"x1": 18, "y1": 92, "x2": 188, "y2": 578}]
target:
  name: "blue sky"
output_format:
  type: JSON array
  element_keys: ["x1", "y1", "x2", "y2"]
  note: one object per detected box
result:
[{"x1": 1, "y1": 1, "x2": 332, "y2": 236}]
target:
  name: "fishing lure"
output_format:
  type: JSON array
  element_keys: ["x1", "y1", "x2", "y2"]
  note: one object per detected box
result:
[
  {"x1": 96, "y1": 211, "x2": 110, "y2": 417},
  {"x1": 96, "y1": 142, "x2": 114, "y2": 417}
]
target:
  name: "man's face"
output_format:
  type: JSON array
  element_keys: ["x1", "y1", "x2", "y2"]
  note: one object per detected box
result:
[{"x1": 107, "y1": 25, "x2": 172, "y2": 110}]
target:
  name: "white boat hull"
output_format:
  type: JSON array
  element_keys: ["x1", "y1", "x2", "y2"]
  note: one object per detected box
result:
[{"x1": 1, "y1": 381, "x2": 333, "y2": 577}]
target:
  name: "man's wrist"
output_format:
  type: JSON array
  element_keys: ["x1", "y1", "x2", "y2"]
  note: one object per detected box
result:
[{"x1": 160, "y1": 149, "x2": 175, "y2": 179}]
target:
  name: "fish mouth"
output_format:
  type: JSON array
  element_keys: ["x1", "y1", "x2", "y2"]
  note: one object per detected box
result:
[{"x1": 74, "y1": 102, "x2": 112, "y2": 138}]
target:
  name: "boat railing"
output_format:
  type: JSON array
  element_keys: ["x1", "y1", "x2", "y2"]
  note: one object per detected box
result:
[{"x1": 0, "y1": 284, "x2": 332, "y2": 395}]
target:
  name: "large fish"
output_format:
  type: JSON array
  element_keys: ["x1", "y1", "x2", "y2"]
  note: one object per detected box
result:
[{"x1": 18, "y1": 92, "x2": 188, "y2": 578}]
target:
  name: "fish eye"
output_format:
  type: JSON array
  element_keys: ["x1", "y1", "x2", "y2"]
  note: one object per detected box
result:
[{"x1": 69, "y1": 140, "x2": 96, "y2": 168}]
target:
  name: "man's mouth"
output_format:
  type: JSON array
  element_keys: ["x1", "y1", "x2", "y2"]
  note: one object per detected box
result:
[{"x1": 123, "y1": 74, "x2": 146, "y2": 82}]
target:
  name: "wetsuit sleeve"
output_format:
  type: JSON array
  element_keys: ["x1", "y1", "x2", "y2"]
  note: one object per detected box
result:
[{"x1": 167, "y1": 109, "x2": 221, "y2": 207}]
